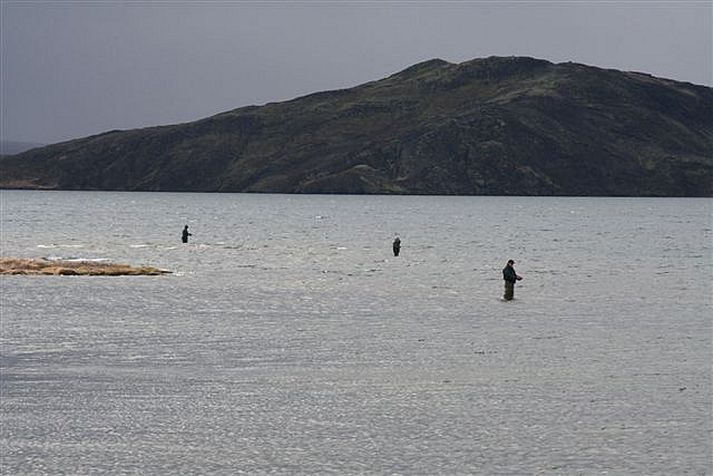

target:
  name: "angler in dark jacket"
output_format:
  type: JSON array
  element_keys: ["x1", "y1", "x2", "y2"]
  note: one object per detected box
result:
[
  {"x1": 181, "y1": 225, "x2": 192, "y2": 244},
  {"x1": 502, "y1": 259, "x2": 522, "y2": 300}
]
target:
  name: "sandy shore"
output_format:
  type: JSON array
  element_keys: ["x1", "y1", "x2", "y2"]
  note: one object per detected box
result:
[{"x1": 0, "y1": 258, "x2": 170, "y2": 276}]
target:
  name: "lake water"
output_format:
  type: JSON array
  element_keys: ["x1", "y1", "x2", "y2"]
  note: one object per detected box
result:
[{"x1": 0, "y1": 191, "x2": 711, "y2": 475}]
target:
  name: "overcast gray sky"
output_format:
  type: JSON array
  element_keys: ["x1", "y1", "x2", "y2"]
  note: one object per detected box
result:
[{"x1": 1, "y1": 1, "x2": 711, "y2": 145}]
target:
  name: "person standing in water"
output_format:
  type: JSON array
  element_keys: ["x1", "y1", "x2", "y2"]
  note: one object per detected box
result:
[
  {"x1": 502, "y1": 259, "x2": 522, "y2": 300},
  {"x1": 392, "y1": 236, "x2": 401, "y2": 257},
  {"x1": 181, "y1": 225, "x2": 192, "y2": 244}
]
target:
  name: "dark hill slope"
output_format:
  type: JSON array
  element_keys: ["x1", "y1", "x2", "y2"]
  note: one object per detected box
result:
[{"x1": 2, "y1": 56, "x2": 711, "y2": 195}]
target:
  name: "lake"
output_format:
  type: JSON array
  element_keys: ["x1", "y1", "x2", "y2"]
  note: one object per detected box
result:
[{"x1": 1, "y1": 191, "x2": 711, "y2": 474}]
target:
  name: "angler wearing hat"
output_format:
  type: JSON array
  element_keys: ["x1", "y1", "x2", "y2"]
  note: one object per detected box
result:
[{"x1": 502, "y1": 259, "x2": 523, "y2": 301}]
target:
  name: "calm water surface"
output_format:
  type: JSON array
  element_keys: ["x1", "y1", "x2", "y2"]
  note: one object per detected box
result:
[{"x1": 1, "y1": 191, "x2": 711, "y2": 474}]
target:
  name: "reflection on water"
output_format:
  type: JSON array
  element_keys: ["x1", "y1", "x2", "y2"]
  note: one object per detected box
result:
[{"x1": 1, "y1": 191, "x2": 711, "y2": 474}]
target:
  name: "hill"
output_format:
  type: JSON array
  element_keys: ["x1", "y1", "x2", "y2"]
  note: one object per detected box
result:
[{"x1": 1, "y1": 56, "x2": 711, "y2": 196}]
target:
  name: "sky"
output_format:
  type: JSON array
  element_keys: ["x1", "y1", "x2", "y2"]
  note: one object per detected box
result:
[{"x1": 1, "y1": 1, "x2": 711, "y2": 145}]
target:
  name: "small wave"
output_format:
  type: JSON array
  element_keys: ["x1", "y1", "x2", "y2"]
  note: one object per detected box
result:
[
  {"x1": 37, "y1": 244, "x2": 84, "y2": 249},
  {"x1": 129, "y1": 244, "x2": 150, "y2": 248},
  {"x1": 44, "y1": 256, "x2": 110, "y2": 263},
  {"x1": 44, "y1": 255, "x2": 75, "y2": 261}
]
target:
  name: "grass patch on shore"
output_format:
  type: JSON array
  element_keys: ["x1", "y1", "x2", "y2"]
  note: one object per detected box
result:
[{"x1": 0, "y1": 258, "x2": 170, "y2": 276}]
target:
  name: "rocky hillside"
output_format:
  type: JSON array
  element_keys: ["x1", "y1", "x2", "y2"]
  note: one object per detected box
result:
[{"x1": 2, "y1": 56, "x2": 711, "y2": 196}]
